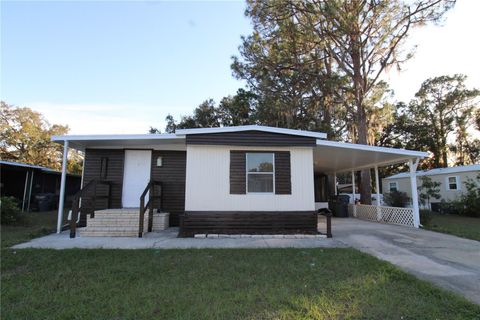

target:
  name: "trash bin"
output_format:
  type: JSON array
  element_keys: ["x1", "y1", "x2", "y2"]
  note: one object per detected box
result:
[
  {"x1": 328, "y1": 195, "x2": 350, "y2": 217},
  {"x1": 34, "y1": 193, "x2": 56, "y2": 211}
]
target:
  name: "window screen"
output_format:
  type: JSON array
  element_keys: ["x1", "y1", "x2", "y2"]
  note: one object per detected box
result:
[{"x1": 246, "y1": 153, "x2": 274, "y2": 193}]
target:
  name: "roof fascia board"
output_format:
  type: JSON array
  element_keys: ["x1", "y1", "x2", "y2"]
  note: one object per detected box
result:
[
  {"x1": 175, "y1": 125, "x2": 327, "y2": 139},
  {"x1": 316, "y1": 139, "x2": 428, "y2": 158},
  {"x1": 51, "y1": 134, "x2": 183, "y2": 142}
]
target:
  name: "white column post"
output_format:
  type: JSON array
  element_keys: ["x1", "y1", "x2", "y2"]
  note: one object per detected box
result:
[
  {"x1": 21, "y1": 171, "x2": 29, "y2": 212},
  {"x1": 333, "y1": 172, "x2": 337, "y2": 195},
  {"x1": 56, "y1": 140, "x2": 69, "y2": 234},
  {"x1": 409, "y1": 158, "x2": 420, "y2": 228},
  {"x1": 374, "y1": 165, "x2": 381, "y2": 221},
  {"x1": 351, "y1": 170, "x2": 357, "y2": 217},
  {"x1": 351, "y1": 170, "x2": 356, "y2": 204},
  {"x1": 26, "y1": 170, "x2": 34, "y2": 212}
]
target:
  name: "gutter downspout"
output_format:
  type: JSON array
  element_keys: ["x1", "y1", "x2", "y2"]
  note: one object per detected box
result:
[{"x1": 57, "y1": 140, "x2": 69, "y2": 234}]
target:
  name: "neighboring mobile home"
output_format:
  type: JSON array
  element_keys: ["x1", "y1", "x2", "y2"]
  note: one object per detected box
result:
[
  {"x1": 382, "y1": 164, "x2": 480, "y2": 208},
  {"x1": 0, "y1": 160, "x2": 81, "y2": 212},
  {"x1": 52, "y1": 125, "x2": 428, "y2": 238}
]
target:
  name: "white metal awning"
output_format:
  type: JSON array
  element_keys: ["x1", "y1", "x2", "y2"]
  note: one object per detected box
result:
[
  {"x1": 313, "y1": 140, "x2": 428, "y2": 173},
  {"x1": 51, "y1": 134, "x2": 186, "y2": 151}
]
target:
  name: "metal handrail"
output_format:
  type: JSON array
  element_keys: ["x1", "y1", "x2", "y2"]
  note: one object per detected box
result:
[
  {"x1": 69, "y1": 179, "x2": 112, "y2": 238},
  {"x1": 138, "y1": 180, "x2": 162, "y2": 237}
]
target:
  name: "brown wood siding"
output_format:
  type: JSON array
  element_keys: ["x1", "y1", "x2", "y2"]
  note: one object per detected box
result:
[
  {"x1": 186, "y1": 130, "x2": 316, "y2": 147},
  {"x1": 230, "y1": 151, "x2": 246, "y2": 194},
  {"x1": 230, "y1": 151, "x2": 291, "y2": 195},
  {"x1": 80, "y1": 149, "x2": 125, "y2": 225},
  {"x1": 274, "y1": 151, "x2": 291, "y2": 194},
  {"x1": 151, "y1": 151, "x2": 186, "y2": 226},
  {"x1": 179, "y1": 211, "x2": 317, "y2": 237}
]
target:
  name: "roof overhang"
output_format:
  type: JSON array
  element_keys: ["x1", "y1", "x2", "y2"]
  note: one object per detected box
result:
[
  {"x1": 314, "y1": 140, "x2": 428, "y2": 174},
  {"x1": 176, "y1": 125, "x2": 327, "y2": 139},
  {"x1": 51, "y1": 134, "x2": 185, "y2": 151}
]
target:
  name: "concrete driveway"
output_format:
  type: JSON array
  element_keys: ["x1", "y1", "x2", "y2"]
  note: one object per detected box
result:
[{"x1": 333, "y1": 218, "x2": 480, "y2": 305}]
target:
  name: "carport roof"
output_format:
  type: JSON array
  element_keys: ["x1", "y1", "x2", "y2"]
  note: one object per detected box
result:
[
  {"x1": 51, "y1": 134, "x2": 185, "y2": 151},
  {"x1": 313, "y1": 140, "x2": 428, "y2": 173}
]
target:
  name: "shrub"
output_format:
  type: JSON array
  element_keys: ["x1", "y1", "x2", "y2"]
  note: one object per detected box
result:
[
  {"x1": 453, "y1": 175, "x2": 480, "y2": 217},
  {"x1": 383, "y1": 190, "x2": 410, "y2": 207},
  {"x1": 1, "y1": 196, "x2": 21, "y2": 225},
  {"x1": 418, "y1": 176, "x2": 441, "y2": 209}
]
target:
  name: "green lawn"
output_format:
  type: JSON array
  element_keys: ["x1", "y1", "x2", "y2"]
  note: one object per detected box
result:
[
  {"x1": 1, "y1": 210, "x2": 60, "y2": 249},
  {"x1": 424, "y1": 213, "x2": 480, "y2": 241},
  {"x1": 2, "y1": 212, "x2": 479, "y2": 319}
]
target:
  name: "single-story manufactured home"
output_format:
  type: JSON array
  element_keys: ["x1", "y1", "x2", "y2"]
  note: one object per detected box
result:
[
  {"x1": 52, "y1": 125, "x2": 428, "y2": 238},
  {"x1": 383, "y1": 164, "x2": 480, "y2": 208}
]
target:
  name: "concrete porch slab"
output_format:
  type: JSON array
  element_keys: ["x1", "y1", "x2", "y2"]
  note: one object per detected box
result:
[{"x1": 12, "y1": 228, "x2": 345, "y2": 250}]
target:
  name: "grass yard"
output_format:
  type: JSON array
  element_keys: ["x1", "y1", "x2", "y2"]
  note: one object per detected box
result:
[
  {"x1": 1, "y1": 210, "x2": 60, "y2": 249},
  {"x1": 424, "y1": 213, "x2": 480, "y2": 242},
  {"x1": 2, "y1": 212, "x2": 479, "y2": 319}
]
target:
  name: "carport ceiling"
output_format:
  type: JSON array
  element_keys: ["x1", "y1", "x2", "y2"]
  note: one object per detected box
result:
[{"x1": 313, "y1": 140, "x2": 428, "y2": 174}]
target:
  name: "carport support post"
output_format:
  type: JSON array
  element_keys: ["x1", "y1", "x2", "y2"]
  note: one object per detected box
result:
[
  {"x1": 409, "y1": 158, "x2": 420, "y2": 228},
  {"x1": 351, "y1": 170, "x2": 357, "y2": 217},
  {"x1": 56, "y1": 140, "x2": 69, "y2": 234},
  {"x1": 333, "y1": 172, "x2": 337, "y2": 195},
  {"x1": 374, "y1": 165, "x2": 381, "y2": 221}
]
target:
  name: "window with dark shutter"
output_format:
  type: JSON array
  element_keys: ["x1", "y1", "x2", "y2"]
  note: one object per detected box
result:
[{"x1": 230, "y1": 150, "x2": 291, "y2": 195}]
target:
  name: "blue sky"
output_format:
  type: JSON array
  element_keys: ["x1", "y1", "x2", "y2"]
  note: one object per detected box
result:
[{"x1": 1, "y1": 1, "x2": 479, "y2": 134}]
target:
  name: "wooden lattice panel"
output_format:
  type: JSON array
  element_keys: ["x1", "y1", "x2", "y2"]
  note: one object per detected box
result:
[
  {"x1": 380, "y1": 206, "x2": 414, "y2": 227},
  {"x1": 354, "y1": 205, "x2": 378, "y2": 222},
  {"x1": 352, "y1": 204, "x2": 414, "y2": 227}
]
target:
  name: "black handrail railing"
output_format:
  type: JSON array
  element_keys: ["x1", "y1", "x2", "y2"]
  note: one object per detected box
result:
[
  {"x1": 69, "y1": 179, "x2": 112, "y2": 238},
  {"x1": 139, "y1": 180, "x2": 162, "y2": 237}
]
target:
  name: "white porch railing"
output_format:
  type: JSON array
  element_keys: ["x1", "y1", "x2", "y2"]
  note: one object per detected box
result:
[{"x1": 348, "y1": 204, "x2": 414, "y2": 227}]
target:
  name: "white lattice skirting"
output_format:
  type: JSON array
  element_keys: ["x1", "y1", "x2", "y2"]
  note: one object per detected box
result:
[{"x1": 348, "y1": 204, "x2": 414, "y2": 227}]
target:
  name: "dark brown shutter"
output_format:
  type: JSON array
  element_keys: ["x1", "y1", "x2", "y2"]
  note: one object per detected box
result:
[
  {"x1": 275, "y1": 151, "x2": 291, "y2": 194},
  {"x1": 230, "y1": 151, "x2": 246, "y2": 194}
]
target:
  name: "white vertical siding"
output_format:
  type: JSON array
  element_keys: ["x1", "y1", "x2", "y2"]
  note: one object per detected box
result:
[{"x1": 185, "y1": 145, "x2": 315, "y2": 211}]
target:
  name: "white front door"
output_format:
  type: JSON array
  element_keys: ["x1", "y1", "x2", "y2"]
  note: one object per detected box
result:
[{"x1": 122, "y1": 150, "x2": 152, "y2": 208}]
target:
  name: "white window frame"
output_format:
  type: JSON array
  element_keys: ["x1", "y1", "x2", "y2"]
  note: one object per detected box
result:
[
  {"x1": 446, "y1": 175, "x2": 460, "y2": 191},
  {"x1": 246, "y1": 152, "x2": 275, "y2": 194},
  {"x1": 388, "y1": 181, "x2": 398, "y2": 192}
]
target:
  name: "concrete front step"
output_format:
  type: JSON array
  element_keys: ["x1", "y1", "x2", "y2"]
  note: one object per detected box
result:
[
  {"x1": 80, "y1": 230, "x2": 139, "y2": 237},
  {"x1": 81, "y1": 208, "x2": 165, "y2": 237},
  {"x1": 86, "y1": 223, "x2": 145, "y2": 228},
  {"x1": 82, "y1": 208, "x2": 151, "y2": 237},
  {"x1": 82, "y1": 226, "x2": 142, "y2": 232},
  {"x1": 94, "y1": 208, "x2": 145, "y2": 214}
]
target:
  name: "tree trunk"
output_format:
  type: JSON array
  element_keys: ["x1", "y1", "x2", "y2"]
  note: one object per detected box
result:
[
  {"x1": 351, "y1": 28, "x2": 372, "y2": 205},
  {"x1": 357, "y1": 107, "x2": 372, "y2": 205}
]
